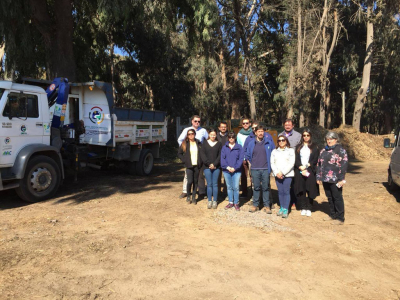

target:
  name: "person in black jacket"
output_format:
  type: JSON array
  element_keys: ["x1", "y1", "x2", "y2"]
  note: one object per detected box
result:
[
  {"x1": 178, "y1": 129, "x2": 202, "y2": 205},
  {"x1": 200, "y1": 129, "x2": 222, "y2": 209},
  {"x1": 294, "y1": 128, "x2": 320, "y2": 217}
]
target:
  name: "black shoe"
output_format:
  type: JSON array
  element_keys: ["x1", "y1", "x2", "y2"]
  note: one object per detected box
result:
[
  {"x1": 192, "y1": 195, "x2": 197, "y2": 205},
  {"x1": 186, "y1": 196, "x2": 192, "y2": 204},
  {"x1": 179, "y1": 193, "x2": 188, "y2": 199}
]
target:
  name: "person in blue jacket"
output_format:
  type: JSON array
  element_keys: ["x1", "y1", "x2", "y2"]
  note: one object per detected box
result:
[
  {"x1": 245, "y1": 125, "x2": 275, "y2": 213},
  {"x1": 220, "y1": 131, "x2": 244, "y2": 211}
]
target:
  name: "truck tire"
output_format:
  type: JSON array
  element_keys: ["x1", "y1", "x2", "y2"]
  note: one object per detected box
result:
[
  {"x1": 388, "y1": 172, "x2": 399, "y2": 192},
  {"x1": 16, "y1": 155, "x2": 61, "y2": 202},
  {"x1": 136, "y1": 149, "x2": 153, "y2": 176}
]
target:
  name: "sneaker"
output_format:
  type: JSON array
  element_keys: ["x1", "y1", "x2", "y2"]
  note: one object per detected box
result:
[
  {"x1": 263, "y1": 207, "x2": 272, "y2": 214},
  {"x1": 301, "y1": 210, "x2": 306, "y2": 216},
  {"x1": 282, "y1": 209, "x2": 288, "y2": 218},
  {"x1": 207, "y1": 201, "x2": 212, "y2": 209},
  {"x1": 277, "y1": 208, "x2": 283, "y2": 216},
  {"x1": 234, "y1": 204, "x2": 240, "y2": 211},
  {"x1": 179, "y1": 193, "x2": 188, "y2": 199},
  {"x1": 306, "y1": 210, "x2": 312, "y2": 217},
  {"x1": 248, "y1": 206, "x2": 259, "y2": 213},
  {"x1": 225, "y1": 203, "x2": 234, "y2": 210},
  {"x1": 212, "y1": 201, "x2": 218, "y2": 209}
]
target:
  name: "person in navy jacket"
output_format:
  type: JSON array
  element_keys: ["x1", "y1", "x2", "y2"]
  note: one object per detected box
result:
[
  {"x1": 220, "y1": 131, "x2": 244, "y2": 211},
  {"x1": 245, "y1": 125, "x2": 275, "y2": 213}
]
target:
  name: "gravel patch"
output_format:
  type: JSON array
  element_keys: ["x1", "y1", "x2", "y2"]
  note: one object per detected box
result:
[{"x1": 213, "y1": 208, "x2": 292, "y2": 232}]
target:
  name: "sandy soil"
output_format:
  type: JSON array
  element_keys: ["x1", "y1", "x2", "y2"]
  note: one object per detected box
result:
[{"x1": 1, "y1": 160, "x2": 400, "y2": 300}]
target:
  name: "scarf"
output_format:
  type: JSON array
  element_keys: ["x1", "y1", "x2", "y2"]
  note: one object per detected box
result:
[
  {"x1": 325, "y1": 144, "x2": 338, "y2": 151},
  {"x1": 239, "y1": 128, "x2": 252, "y2": 136}
]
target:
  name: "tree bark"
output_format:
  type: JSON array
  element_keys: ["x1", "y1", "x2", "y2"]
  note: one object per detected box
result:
[
  {"x1": 29, "y1": 0, "x2": 76, "y2": 81},
  {"x1": 352, "y1": 1, "x2": 373, "y2": 131}
]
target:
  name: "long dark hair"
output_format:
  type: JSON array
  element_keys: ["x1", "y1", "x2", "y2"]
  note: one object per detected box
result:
[
  {"x1": 276, "y1": 135, "x2": 290, "y2": 149},
  {"x1": 296, "y1": 128, "x2": 314, "y2": 153},
  {"x1": 181, "y1": 129, "x2": 196, "y2": 153}
]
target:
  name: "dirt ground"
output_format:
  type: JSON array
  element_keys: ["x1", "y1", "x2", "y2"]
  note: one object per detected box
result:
[{"x1": 1, "y1": 159, "x2": 400, "y2": 300}]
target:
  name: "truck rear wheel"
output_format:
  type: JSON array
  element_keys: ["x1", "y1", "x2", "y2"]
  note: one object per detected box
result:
[
  {"x1": 16, "y1": 155, "x2": 61, "y2": 202},
  {"x1": 136, "y1": 149, "x2": 153, "y2": 176}
]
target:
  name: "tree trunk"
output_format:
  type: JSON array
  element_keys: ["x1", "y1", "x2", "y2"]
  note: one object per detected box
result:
[
  {"x1": 29, "y1": 0, "x2": 76, "y2": 81},
  {"x1": 286, "y1": 66, "x2": 295, "y2": 120},
  {"x1": 326, "y1": 90, "x2": 332, "y2": 128},
  {"x1": 352, "y1": 1, "x2": 373, "y2": 131}
]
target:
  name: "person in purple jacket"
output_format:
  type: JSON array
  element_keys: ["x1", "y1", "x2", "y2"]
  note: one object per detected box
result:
[{"x1": 220, "y1": 131, "x2": 244, "y2": 211}]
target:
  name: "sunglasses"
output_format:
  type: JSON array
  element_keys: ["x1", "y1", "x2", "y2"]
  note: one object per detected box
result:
[
  {"x1": 278, "y1": 139, "x2": 286, "y2": 142},
  {"x1": 242, "y1": 122, "x2": 249, "y2": 125},
  {"x1": 193, "y1": 120, "x2": 200, "y2": 123},
  {"x1": 303, "y1": 134, "x2": 310, "y2": 137}
]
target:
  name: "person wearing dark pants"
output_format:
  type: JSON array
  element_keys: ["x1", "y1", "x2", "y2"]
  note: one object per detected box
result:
[
  {"x1": 217, "y1": 122, "x2": 228, "y2": 198},
  {"x1": 294, "y1": 128, "x2": 320, "y2": 217},
  {"x1": 245, "y1": 125, "x2": 275, "y2": 213},
  {"x1": 178, "y1": 129, "x2": 203, "y2": 205},
  {"x1": 201, "y1": 129, "x2": 222, "y2": 209},
  {"x1": 177, "y1": 115, "x2": 208, "y2": 199},
  {"x1": 316, "y1": 131, "x2": 348, "y2": 225},
  {"x1": 322, "y1": 183, "x2": 345, "y2": 222}
]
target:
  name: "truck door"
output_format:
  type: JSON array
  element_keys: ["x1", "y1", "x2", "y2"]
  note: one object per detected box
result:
[
  {"x1": 391, "y1": 130, "x2": 400, "y2": 186},
  {"x1": 0, "y1": 90, "x2": 43, "y2": 166}
]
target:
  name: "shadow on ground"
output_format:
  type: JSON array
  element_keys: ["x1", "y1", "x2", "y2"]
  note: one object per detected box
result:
[{"x1": 0, "y1": 162, "x2": 184, "y2": 210}]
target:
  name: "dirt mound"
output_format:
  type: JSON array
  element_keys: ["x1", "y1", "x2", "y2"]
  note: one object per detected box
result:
[{"x1": 306, "y1": 124, "x2": 393, "y2": 160}]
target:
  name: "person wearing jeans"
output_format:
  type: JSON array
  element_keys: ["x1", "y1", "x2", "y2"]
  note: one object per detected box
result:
[
  {"x1": 245, "y1": 125, "x2": 275, "y2": 213},
  {"x1": 220, "y1": 131, "x2": 244, "y2": 211},
  {"x1": 270, "y1": 135, "x2": 295, "y2": 218},
  {"x1": 201, "y1": 129, "x2": 222, "y2": 209}
]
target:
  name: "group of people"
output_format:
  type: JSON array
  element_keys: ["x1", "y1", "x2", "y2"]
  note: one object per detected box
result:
[{"x1": 177, "y1": 115, "x2": 348, "y2": 224}]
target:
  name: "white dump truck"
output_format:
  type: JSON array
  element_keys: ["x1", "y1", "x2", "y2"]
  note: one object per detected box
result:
[{"x1": 0, "y1": 77, "x2": 167, "y2": 202}]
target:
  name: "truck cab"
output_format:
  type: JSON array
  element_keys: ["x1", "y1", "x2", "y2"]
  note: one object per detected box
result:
[{"x1": 0, "y1": 82, "x2": 51, "y2": 166}]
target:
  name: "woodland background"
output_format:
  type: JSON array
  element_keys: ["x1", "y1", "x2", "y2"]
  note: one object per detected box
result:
[{"x1": 0, "y1": 0, "x2": 399, "y2": 133}]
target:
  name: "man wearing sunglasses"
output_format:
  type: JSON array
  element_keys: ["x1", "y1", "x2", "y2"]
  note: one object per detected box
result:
[
  {"x1": 177, "y1": 115, "x2": 209, "y2": 199},
  {"x1": 237, "y1": 118, "x2": 252, "y2": 198}
]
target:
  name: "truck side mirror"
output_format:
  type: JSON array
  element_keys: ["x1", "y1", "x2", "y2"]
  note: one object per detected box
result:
[{"x1": 383, "y1": 138, "x2": 393, "y2": 148}]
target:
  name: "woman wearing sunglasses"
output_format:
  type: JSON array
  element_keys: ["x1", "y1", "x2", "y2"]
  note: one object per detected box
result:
[
  {"x1": 178, "y1": 129, "x2": 202, "y2": 205},
  {"x1": 220, "y1": 131, "x2": 244, "y2": 211},
  {"x1": 270, "y1": 135, "x2": 295, "y2": 218},
  {"x1": 293, "y1": 129, "x2": 320, "y2": 217}
]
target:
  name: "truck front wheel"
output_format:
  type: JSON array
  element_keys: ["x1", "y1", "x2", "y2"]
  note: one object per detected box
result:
[{"x1": 16, "y1": 155, "x2": 61, "y2": 202}]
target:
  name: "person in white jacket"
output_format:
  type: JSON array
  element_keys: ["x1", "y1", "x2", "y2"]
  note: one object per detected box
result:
[{"x1": 271, "y1": 135, "x2": 295, "y2": 218}]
